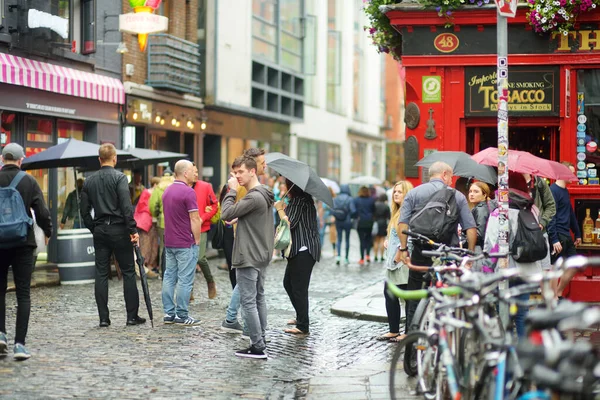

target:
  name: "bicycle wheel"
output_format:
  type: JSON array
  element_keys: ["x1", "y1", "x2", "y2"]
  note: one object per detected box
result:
[
  {"x1": 404, "y1": 298, "x2": 433, "y2": 377},
  {"x1": 390, "y1": 331, "x2": 432, "y2": 400}
]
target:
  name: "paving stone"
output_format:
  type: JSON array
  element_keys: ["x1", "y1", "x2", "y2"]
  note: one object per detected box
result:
[{"x1": 1, "y1": 238, "x2": 404, "y2": 399}]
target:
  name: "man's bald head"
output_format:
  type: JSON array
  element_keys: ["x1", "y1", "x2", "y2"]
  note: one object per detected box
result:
[
  {"x1": 428, "y1": 161, "x2": 453, "y2": 186},
  {"x1": 174, "y1": 160, "x2": 194, "y2": 184}
]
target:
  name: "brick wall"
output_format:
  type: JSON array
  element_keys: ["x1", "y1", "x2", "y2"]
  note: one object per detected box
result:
[{"x1": 122, "y1": 0, "x2": 198, "y2": 86}]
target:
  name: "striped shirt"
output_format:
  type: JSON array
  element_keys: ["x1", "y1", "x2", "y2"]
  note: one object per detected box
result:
[{"x1": 285, "y1": 193, "x2": 321, "y2": 262}]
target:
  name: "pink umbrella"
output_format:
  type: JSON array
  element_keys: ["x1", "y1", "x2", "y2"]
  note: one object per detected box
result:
[{"x1": 471, "y1": 147, "x2": 576, "y2": 181}]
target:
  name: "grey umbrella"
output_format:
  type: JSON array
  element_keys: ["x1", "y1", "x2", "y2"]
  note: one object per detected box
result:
[
  {"x1": 416, "y1": 151, "x2": 497, "y2": 184},
  {"x1": 265, "y1": 152, "x2": 334, "y2": 207}
]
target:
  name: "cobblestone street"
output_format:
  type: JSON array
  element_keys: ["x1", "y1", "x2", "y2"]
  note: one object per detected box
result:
[{"x1": 1, "y1": 239, "x2": 406, "y2": 399}]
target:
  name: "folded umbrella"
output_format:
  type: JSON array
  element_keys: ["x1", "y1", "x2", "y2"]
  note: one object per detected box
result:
[
  {"x1": 416, "y1": 151, "x2": 497, "y2": 184},
  {"x1": 134, "y1": 245, "x2": 154, "y2": 328},
  {"x1": 265, "y1": 153, "x2": 334, "y2": 207},
  {"x1": 472, "y1": 147, "x2": 576, "y2": 181}
]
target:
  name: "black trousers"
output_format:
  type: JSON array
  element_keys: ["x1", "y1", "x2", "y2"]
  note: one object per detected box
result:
[
  {"x1": 384, "y1": 282, "x2": 408, "y2": 334},
  {"x1": 223, "y1": 226, "x2": 235, "y2": 289},
  {"x1": 357, "y1": 226, "x2": 373, "y2": 260},
  {"x1": 405, "y1": 241, "x2": 433, "y2": 330},
  {"x1": 283, "y1": 251, "x2": 315, "y2": 333},
  {"x1": 0, "y1": 246, "x2": 35, "y2": 345},
  {"x1": 93, "y1": 224, "x2": 139, "y2": 321}
]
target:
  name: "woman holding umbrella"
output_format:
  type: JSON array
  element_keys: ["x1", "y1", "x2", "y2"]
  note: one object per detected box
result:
[{"x1": 275, "y1": 179, "x2": 321, "y2": 335}]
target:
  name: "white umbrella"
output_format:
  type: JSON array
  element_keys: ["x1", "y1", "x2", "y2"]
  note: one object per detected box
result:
[
  {"x1": 320, "y1": 177, "x2": 340, "y2": 194},
  {"x1": 348, "y1": 175, "x2": 382, "y2": 186}
]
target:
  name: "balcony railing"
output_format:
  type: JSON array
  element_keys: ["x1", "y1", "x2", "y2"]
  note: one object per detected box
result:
[{"x1": 146, "y1": 34, "x2": 201, "y2": 96}]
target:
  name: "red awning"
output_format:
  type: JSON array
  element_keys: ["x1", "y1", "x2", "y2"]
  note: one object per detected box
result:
[{"x1": 0, "y1": 53, "x2": 125, "y2": 105}]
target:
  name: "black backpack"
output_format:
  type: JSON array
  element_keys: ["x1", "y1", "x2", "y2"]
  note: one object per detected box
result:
[
  {"x1": 332, "y1": 196, "x2": 351, "y2": 222},
  {"x1": 510, "y1": 205, "x2": 548, "y2": 263},
  {"x1": 409, "y1": 187, "x2": 458, "y2": 244}
]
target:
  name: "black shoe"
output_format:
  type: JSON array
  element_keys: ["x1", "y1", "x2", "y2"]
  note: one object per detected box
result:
[
  {"x1": 126, "y1": 316, "x2": 147, "y2": 326},
  {"x1": 235, "y1": 345, "x2": 267, "y2": 359},
  {"x1": 99, "y1": 319, "x2": 111, "y2": 328}
]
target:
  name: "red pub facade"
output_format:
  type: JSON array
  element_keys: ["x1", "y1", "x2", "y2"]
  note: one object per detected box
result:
[{"x1": 385, "y1": 3, "x2": 600, "y2": 301}]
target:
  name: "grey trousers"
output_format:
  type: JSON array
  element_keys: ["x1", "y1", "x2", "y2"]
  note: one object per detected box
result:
[{"x1": 236, "y1": 266, "x2": 268, "y2": 351}]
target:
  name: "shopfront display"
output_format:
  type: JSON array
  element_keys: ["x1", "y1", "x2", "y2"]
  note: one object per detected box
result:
[{"x1": 384, "y1": 5, "x2": 600, "y2": 301}]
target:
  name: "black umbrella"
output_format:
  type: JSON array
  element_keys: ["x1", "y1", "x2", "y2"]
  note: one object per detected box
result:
[
  {"x1": 265, "y1": 152, "x2": 334, "y2": 207},
  {"x1": 115, "y1": 147, "x2": 188, "y2": 169},
  {"x1": 20, "y1": 138, "x2": 135, "y2": 170},
  {"x1": 134, "y1": 245, "x2": 154, "y2": 328},
  {"x1": 415, "y1": 151, "x2": 497, "y2": 184}
]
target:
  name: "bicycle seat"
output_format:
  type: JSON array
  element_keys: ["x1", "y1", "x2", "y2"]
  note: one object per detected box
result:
[{"x1": 525, "y1": 301, "x2": 588, "y2": 331}]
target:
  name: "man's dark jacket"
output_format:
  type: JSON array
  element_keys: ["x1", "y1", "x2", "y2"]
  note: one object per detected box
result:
[
  {"x1": 0, "y1": 164, "x2": 52, "y2": 247},
  {"x1": 80, "y1": 166, "x2": 137, "y2": 235}
]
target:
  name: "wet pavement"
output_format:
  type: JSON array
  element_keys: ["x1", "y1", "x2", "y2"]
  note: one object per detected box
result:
[{"x1": 1, "y1": 233, "x2": 418, "y2": 399}]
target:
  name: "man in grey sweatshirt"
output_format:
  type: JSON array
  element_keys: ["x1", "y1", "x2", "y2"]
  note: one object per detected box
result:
[{"x1": 221, "y1": 155, "x2": 274, "y2": 359}]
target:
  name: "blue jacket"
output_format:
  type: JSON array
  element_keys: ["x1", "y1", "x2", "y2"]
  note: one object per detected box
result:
[{"x1": 333, "y1": 184, "x2": 356, "y2": 227}]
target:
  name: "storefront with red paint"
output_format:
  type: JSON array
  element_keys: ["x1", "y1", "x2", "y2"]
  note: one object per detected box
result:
[{"x1": 385, "y1": 4, "x2": 600, "y2": 300}]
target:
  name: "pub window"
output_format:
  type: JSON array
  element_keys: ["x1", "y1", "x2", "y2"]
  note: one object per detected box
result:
[{"x1": 577, "y1": 69, "x2": 600, "y2": 166}]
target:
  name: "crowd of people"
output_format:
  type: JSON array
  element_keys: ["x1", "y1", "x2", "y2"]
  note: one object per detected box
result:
[{"x1": 0, "y1": 141, "x2": 584, "y2": 361}]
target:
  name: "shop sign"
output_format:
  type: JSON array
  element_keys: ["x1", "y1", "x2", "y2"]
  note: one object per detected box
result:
[
  {"x1": 464, "y1": 66, "x2": 559, "y2": 117},
  {"x1": 422, "y1": 76, "x2": 441, "y2": 103},
  {"x1": 119, "y1": 13, "x2": 168, "y2": 35},
  {"x1": 132, "y1": 100, "x2": 153, "y2": 123}
]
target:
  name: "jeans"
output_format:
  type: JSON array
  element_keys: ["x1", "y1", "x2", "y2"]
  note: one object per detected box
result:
[
  {"x1": 197, "y1": 232, "x2": 214, "y2": 284},
  {"x1": 0, "y1": 247, "x2": 35, "y2": 344},
  {"x1": 222, "y1": 226, "x2": 235, "y2": 289},
  {"x1": 335, "y1": 222, "x2": 351, "y2": 259},
  {"x1": 283, "y1": 251, "x2": 315, "y2": 333},
  {"x1": 93, "y1": 224, "x2": 139, "y2": 321},
  {"x1": 385, "y1": 282, "x2": 408, "y2": 334},
  {"x1": 162, "y1": 245, "x2": 199, "y2": 318},
  {"x1": 237, "y1": 266, "x2": 268, "y2": 351},
  {"x1": 226, "y1": 284, "x2": 241, "y2": 322},
  {"x1": 512, "y1": 291, "x2": 530, "y2": 339}
]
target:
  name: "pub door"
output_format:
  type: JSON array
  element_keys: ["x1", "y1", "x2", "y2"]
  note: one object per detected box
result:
[{"x1": 467, "y1": 126, "x2": 560, "y2": 161}]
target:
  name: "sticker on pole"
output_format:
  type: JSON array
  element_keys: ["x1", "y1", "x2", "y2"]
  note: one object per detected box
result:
[{"x1": 495, "y1": 0, "x2": 517, "y2": 18}]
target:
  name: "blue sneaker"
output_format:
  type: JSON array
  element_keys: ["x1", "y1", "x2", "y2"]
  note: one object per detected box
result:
[
  {"x1": 0, "y1": 332, "x2": 7, "y2": 357},
  {"x1": 13, "y1": 343, "x2": 31, "y2": 361},
  {"x1": 163, "y1": 314, "x2": 176, "y2": 324}
]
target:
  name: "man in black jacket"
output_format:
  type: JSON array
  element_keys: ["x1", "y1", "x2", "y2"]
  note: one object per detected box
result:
[
  {"x1": 0, "y1": 143, "x2": 52, "y2": 361},
  {"x1": 80, "y1": 143, "x2": 145, "y2": 328}
]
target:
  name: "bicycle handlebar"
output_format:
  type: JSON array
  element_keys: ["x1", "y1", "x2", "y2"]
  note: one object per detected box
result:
[{"x1": 385, "y1": 280, "x2": 462, "y2": 300}]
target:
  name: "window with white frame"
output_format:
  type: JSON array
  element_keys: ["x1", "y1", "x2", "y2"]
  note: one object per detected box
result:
[
  {"x1": 303, "y1": 0, "x2": 318, "y2": 106},
  {"x1": 353, "y1": 0, "x2": 366, "y2": 121},
  {"x1": 327, "y1": 0, "x2": 343, "y2": 114},
  {"x1": 371, "y1": 144, "x2": 382, "y2": 177},
  {"x1": 351, "y1": 141, "x2": 367, "y2": 178},
  {"x1": 298, "y1": 138, "x2": 319, "y2": 171}
]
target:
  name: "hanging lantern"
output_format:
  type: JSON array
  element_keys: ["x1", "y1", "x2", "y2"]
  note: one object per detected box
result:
[{"x1": 120, "y1": 0, "x2": 168, "y2": 52}]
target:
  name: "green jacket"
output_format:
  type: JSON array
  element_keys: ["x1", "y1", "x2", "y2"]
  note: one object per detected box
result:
[
  {"x1": 533, "y1": 177, "x2": 556, "y2": 230},
  {"x1": 149, "y1": 176, "x2": 174, "y2": 229}
]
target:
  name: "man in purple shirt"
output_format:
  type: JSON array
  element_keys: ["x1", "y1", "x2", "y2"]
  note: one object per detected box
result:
[{"x1": 161, "y1": 160, "x2": 202, "y2": 325}]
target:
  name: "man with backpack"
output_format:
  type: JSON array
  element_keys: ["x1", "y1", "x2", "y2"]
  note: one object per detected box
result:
[
  {"x1": 395, "y1": 161, "x2": 476, "y2": 327},
  {"x1": 0, "y1": 143, "x2": 52, "y2": 360},
  {"x1": 332, "y1": 184, "x2": 357, "y2": 265}
]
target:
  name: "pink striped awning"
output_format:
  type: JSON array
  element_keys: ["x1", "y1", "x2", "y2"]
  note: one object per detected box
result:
[{"x1": 0, "y1": 53, "x2": 125, "y2": 105}]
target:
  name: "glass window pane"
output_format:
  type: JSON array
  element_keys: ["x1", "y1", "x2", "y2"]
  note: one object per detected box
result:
[
  {"x1": 282, "y1": 51, "x2": 301, "y2": 73},
  {"x1": 372, "y1": 145, "x2": 382, "y2": 177},
  {"x1": 26, "y1": 117, "x2": 53, "y2": 143},
  {"x1": 253, "y1": 18, "x2": 277, "y2": 44},
  {"x1": 253, "y1": 0, "x2": 276, "y2": 23},
  {"x1": 82, "y1": 0, "x2": 95, "y2": 54},
  {"x1": 280, "y1": 0, "x2": 302, "y2": 36},
  {"x1": 252, "y1": 38, "x2": 277, "y2": 63},
  {"x1": 1, "y1": 113, "x2": 16, "y2": 146},
  {"x1": 351, "y1": 141, "x2": 367, "y2": 178},
  {"x1": 304, "y1": 15, "x2": 317, "y2": 76},
  {"x1": 50, "y1": 0, "x2": 70, "y2": 43},
  {"x1": 281, "y1": 32, "x2": 301, "y2": 54}
]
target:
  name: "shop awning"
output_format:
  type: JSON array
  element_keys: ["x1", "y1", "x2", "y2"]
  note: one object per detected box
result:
[{"x1": 0, "y1": 53, "x2": 125, "y2": 105}]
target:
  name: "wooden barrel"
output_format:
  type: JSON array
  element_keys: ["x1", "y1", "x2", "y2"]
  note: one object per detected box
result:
[{"x1": 56, "y1": 229, "x2": 95, "y2": 285}]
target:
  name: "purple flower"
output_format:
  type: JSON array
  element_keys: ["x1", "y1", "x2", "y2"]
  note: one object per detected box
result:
[
  {"x1": 369, "y1": 27, "x2": 377, "y2": 34},
  {"x1": 436, "y1": 6, "x2": 441, "y2": 11},
  {"x1": 477, "y1": 0, "x2": 483, "y2": 5},
  {"x1": 447, "y1": 10, "x2": 452, "y2": 15}
]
